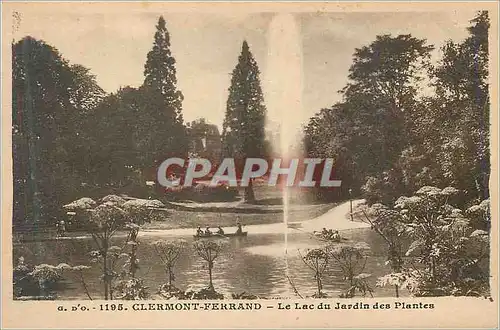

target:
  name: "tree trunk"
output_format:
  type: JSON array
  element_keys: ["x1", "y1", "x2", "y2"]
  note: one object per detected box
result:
[
  {"x1": 208, "y1": 261, "x2": 213, "y2": 289},
  {"x1": 109, "y1": 283, "x2": 113, "y2": 300},
  {"x1": 316, "y1": 272, "x2": 322, "y2": 296},
  {"x1": 130, "y1": 245, "x2": 138, "y2": 279},
  {"x1": 348, "y1": 275, "x2": 354, "y2": 298},
  {"x1": 168, "y1": 267, "x2": 173, "y2": 289},
  {"x1": 395, "y1": 285, "x2": 399, "y2": 298},
  {"x1": 103, "y1": 249, "x2": 108, "y2": 300},
  {"x1": 431, "y1": 258, "x2": 436, "y2": 281},
  {"x1": 39, "y1": 279, "x2": 48, "y2": 297},
  {"x1": 244, "y1": 178, "x2": 256, "y2": 203}
]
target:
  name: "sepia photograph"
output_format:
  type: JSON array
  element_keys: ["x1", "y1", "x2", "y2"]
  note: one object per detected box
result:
[{"x1": 1, "y1": 1, "x2": 498, "y2": 329}]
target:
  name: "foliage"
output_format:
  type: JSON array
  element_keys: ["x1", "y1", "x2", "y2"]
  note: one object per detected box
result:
[
  {"x1": 193, "y1": 239, "x2": 227, "y2": 260},
  {"x1": 361, "y1": 169, "x2": 405, "y2": 206},
  {"x1": 231, "y1": 291, "x2": 260, "y2": 299},
  {"x1": 184, "y1": 287, "x2": 225, "y2": 300},
  {"x1": 64, "y1": 196, "x2": 154, "y2": 300},
  {"x1": 158, "y1": 284, "x2": 187, "y2": 299},
  {"x1": 113, "y1": 278, "x2": 149, "y2": 300},
  {"x1": 327, "y1": 242, "x2": 373, "y2": 298},
  {"x1": 466, "y1": 199, "x2": 490, "y2": 230},
  {"x1": 303, "y1": 12, "x2": 490, "y2": 207},
  {"x1": 398, "y1": 12, "x2": 490, "y2": 203},
  {"x1": 221, "y1": 41, "x2": 267, "y2": 202},
  {"x1": 360, "y1": 202, "x2": 408, "y2": 297},
  {"x1": 153, "y1": 239, "x2": 187, "y2": 290},
  {"x1": 142, "y1": 15, "x2": 188, "y2": 162},
  {"x1": 364, "y1": 203, "x2": 408, "y2": 268},
  {"x1": 11, "y1": 11, "x2": 491, "y2": 301},
  {"x1": 13, "y1": 256, "x2": 90, "y2": 299},
  {"x1": 12, "y1": 16, "x2": 193, "y2": 232},
  {"x1": 193, "y1": 239, "x2": 227, "y2": 289},
  {"x1": 165, "y1": 182, "x2": 239, "y2": 203},
  {"x1": 187, "y1": 118, "x2": 222, "y2": 164},
  {"x1": 304, "y1": 34, "x2": 433, "y2": 202},
  {"x1": 12, "y1": 37, "x2": 105, "y2": 227},
  {"x1": 299, "y1": 248, "x2": 329, "y2": 298},
  {"x1": 372, "y1": 186, "x2": 490, "y2": 297}
]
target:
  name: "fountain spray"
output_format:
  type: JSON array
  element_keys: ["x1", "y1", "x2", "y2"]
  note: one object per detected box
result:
[{"x1": 264, "y1": 13, "x2": 304, "y2": 295}]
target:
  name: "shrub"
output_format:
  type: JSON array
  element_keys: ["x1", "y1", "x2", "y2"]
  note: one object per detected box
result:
[
  {"x1": 164, "y1": 182, "x2": 239, "y2": 202},
  {"x1": 327, "y1": 242, "x2": 373, "y2": 298},
  {"x1": 184, "y1": 287, "x2": 224, "y2": 300},
  {"x1": 372, "y1": 186, "x2": 490, "y2": 297},
  {"x1": 152, "y1": 239, "x2": 187, "y2": 292}
]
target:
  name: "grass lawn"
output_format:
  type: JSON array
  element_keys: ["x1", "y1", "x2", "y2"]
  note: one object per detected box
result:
[
  {"x1": 14, "y1": 184, "x2": 342, "y2": 239},
  {"x1": 143, "y1": 202, "x2": 337, "y2": 230}
]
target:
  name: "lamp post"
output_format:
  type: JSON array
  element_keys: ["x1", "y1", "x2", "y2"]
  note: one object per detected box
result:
[{"x1": 348, "y1": 188, "x2": 353, "y2": 222}]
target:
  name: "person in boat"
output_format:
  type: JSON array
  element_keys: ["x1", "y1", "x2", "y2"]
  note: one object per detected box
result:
[
  {"x1": 321, "y1": 228, "x2": 329, "y2": 237},
  {"x1": 332, "y1": 230, "x2": 341, "y2": 241},
  {"x1": 205, "y1": 226, "x2": 212, "y2": 236},
  {"x1": 56, "y1": 220, "x2": 66, "y2": 237},
  {"x1": 217, "y1": 226, "x2": 225, "y2": 235},
  {"x1": 235, "y1": 222, "x2": 243, "y2": 235},
  {"x1": 328, "y1": 229, "x2": 335, "y2": 239},
  {"x1": 196, "y1": 226, "x2": 203, "y2": 236}
]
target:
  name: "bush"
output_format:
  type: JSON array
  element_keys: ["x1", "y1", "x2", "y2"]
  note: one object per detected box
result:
[
  {"x1": 362, "y1": 169, "x2": 405, "y2": 205},
  {"x1": 13, "y1": 257, "x2": 39, "y2": 298},
  {"x1": 184, "y1": 287, "x2": 224, "y2": 300},
  {"x1": 13, "y1": 257, "x2": 89, "y2": 299},
  {"x1": 158, "y1": 284, "x2": 187, "y2": 299},
  {"x1": 114, "y1": 278, "x2": 149, "y2": 300},
  {"x1": 164, "y1": 182, "x2": 239, "y2": 202},
  {"x1": 231, "y1": 292, "x2": 260, "y2": 299},
  {"x1": 372, "y1": 187, "x2": 491, "y2": 297}
]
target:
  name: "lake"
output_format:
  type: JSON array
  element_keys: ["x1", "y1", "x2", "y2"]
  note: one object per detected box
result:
[{"x1": 13, "y1": 223, "x2": 404, "y2": 300}]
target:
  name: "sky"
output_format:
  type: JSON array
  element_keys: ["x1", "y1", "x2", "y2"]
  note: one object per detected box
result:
[{"x1": 12, "y1": 7, "x2": 478, "y2": 130}]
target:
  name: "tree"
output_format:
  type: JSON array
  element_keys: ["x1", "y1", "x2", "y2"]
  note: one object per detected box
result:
[
  {"x1": 342, "y1": 34, "x2": 433, "y2": 178},
  {"x1": 327, "y1": 242, "x2": 373, "y2": 298},
  {"x1": 64, "y1": 198, "x2": 125, "y2": 300},
  {"x1": 387, "y1": 11, "x2": 491, "y2": 206},
  {"x1": 222, "y1": 41, "x2": 267, "y2": 202},
  {"x1": 63, "y1": 196, "x2": 162, "y2": 299},
  {"x1": 144, "y1": 16, "x2": 183, "y2": 120},
  {"x1": 187, "y1": 118, "x2": 222, "y2": 164},
  {"x1": 360, "y1": 203, "x2": 409, "y2": 297},
  {"x1": 192, "y1": 239, "x2": 227, "y2": 290},
  {"x1": 427, "y1": 11, "x2": 490, "y2": 201},
  {"x1": 68, "y1": 64, "x2": 105, "y2": 113},
  {"x1": 12, "y1": 36, "x2": 105, "y2": 228},
  {"x1": 299, "y1": 248, "x2": 329, "y2": 298},
  {"x1": 303, "y1": 34, "x2": 434, "y2": 204},
  {"x1": 374, "y1": 186, "x2": 490, "y2": 297},
  {"x1": 153, "y1": 239, "x2": 187, "y2": 294},
  {"x1": 142, "y1": 16, "x2": 188, "y2": 169},
  {"x1": 86, "y1": 87, "x2": 144, "y2": 191},
  {"x1": 303, "y1": 104, "x2": 359, "y2": 200}
]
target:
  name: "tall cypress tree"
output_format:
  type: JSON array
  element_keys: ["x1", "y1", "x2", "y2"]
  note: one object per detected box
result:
[
  {"x1": 222, "y1": 41, "x2": 267, "y2": 202},
  {"x1": 144, "y1": 16, "x2": 184, "y2": 121},
  {"x1": 141, "y1": 16, "x2": 187, "y2": 172}
]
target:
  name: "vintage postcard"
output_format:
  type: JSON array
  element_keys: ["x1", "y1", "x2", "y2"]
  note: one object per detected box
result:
[{"x1": 1, "y1": 1, "x2": 499, "y2": 329}]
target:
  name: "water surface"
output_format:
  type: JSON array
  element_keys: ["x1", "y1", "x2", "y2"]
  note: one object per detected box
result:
[{"x1": 14, "y1": 226, "x2": 403, "y2": 299}]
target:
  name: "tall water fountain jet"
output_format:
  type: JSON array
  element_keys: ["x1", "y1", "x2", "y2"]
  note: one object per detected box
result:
[{"x1": 264, "y1": 13, "x2": 304, "y2": 291}]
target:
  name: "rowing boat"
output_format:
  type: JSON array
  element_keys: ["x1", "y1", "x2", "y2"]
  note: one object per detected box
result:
[
  {"x1": 193, "y1": 232, "x2": 248, "y2": 239},
  {"x1": 313, "y1": 231, "x2": 348, "y2": 243}
]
